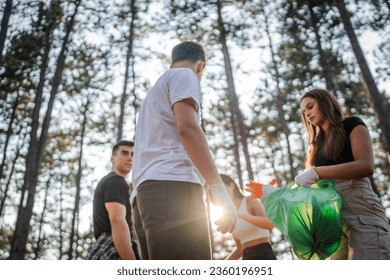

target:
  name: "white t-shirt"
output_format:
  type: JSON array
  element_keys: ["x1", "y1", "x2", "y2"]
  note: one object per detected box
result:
[{"x1": 131, "y1": 68, "x2": 205, "y2": 202}]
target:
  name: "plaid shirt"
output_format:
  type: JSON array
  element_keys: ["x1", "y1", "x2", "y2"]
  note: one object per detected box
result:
[
  {"x1": 88, "y1": 232, "x2": 141, "y2": 260},
  {"x1": 88, "y1": 232, "x2": 121, "y2": 260}
]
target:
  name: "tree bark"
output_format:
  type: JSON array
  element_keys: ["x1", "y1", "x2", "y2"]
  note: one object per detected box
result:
[
  {"x1": 118, "y1": 0, "x2": 137, "y2": 141},
  {"x1": 264, "y1": 12, "x2": 297, "y2": 180},
  {"x1": 308, "y1": 3, "x2": 337, "y2": 96},
  {"x1": 68, "y1": 98, "x2": 89, "y2": 259},
  {"x1": 335, "y1": 0, "x2": 390, "y2": 162},
  {"x1": 216, "y1": 0, "x2": 253, "y2": 181},
  {"x1": 0, "y1": 91, "x2": 19, "y2": 184},
  {"x1": 0, "y1": 0, "x2": 13, "y2": 60},
  {"x1": 33, "y1": 179, "x2": 50, "y2": 260},
  {"x1": 9, "y1": 0, "x2": 81, "y2": 259},
  {"x1": 228, "y1": 101, "x2": 244, "y2": 187},
  {"x1": 0, "y1": 132, "x2": 23, "y2": 218}
]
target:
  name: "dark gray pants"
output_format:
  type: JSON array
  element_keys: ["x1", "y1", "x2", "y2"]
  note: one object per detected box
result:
[{"x1": 133, "y1": 180, "x2": 212, "y2": 260}]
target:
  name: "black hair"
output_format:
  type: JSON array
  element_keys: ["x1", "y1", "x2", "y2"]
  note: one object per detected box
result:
[
  {"x1": 112, "y1": 140, "x2": 134, "y2": 156},
  {"x1": 171, "y1": 41, "x2": 206, "y2": 66}
]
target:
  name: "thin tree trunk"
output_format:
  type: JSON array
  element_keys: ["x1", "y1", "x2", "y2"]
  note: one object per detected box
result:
[
  {"x1": 0, "y1": 91, "x2": 19, "y2": 184},
  {"x1": 118, "y1": 0, "x2": 137, "y2": 141},
  {"x1": 0, "y1": 0, "x2": 13, "y2": 60},
  {"x1": 130, "y1": 47, "x2": 139, "y2": 133},
  {"x1": 264, "y1": 13, "x2": 297, "y2": 180},
  {"x1": 335, "y1": 0, "x2": 390, "y2": 162},
  {"x1": 0, "y1": 132, "x2": 23, "y2": 218},
  {"x1": 9, "y1": 0, "x2": 81, "y2": 259},
  {"x1": 228, "y1": 101, "x2": 244, "y2": 187},
  {"x1": 68, "y1": 98, "x2": 89, "y2": 259},
  {"x1": 12, "y1": 5, "x2": 54, "y2": 244},
  {"x1": 33, "y1": 179, "x2": 50, "y2": 260},
  {"x1": 216, "y1": 0, "x2": 253, "y2": 180},
  {"x1": 308, "y1": 3, "x2": 336, "y2": 96},
  {"x1": 58, "y1": 175, "x2": 64, "y2": 260}
]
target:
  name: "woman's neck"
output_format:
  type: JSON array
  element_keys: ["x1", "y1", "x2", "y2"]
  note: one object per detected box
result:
[{"x1": 320, "y1": 120, "x2": 330, "y2": 133}]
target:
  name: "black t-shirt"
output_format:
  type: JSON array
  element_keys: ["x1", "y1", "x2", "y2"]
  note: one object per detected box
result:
[
  {"x1": 314, "y1": 116, "x2": 366, "y2": 166},
  {"x1": 92, "y1": 172, "x2": 133, "y2": 239}
]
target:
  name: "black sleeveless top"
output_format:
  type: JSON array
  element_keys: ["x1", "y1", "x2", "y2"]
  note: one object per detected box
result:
[{"x1": 314, "y1": 116, "x2": 366, "y2": 166}]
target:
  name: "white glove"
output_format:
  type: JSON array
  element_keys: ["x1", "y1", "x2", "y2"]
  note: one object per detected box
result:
[
  {"x1": 209, "y1": 183, "x2": 237, "y2": 234},
  {"x1": 295, "y1": 167, "x2": 319, "y2": 187}
]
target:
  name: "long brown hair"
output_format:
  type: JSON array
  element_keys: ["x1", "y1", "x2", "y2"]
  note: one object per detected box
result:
[
  {"x1": 220, "y1": 174, "x2": 244, "y2": 199},
  {"x1": 300, "y1": 89, "x2": 347, "y2": 168}
]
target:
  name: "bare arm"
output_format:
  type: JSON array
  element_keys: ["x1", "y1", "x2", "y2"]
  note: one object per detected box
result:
[
  {"x1": 225, "y1": 237, "x2": 243, "y2": 260},
  {"x1": 172, "y1": 99, "x2": 222, "y2": 186},
  {"x1": 239, "y1": 199, "x2": 274, "y2": 230},
  {"x1": 314, "y1": 125, "x2": 374, "y2": 180},
  {"x1": 105, "y1": 202, "x2": 136, "y2": 260},
  {"x1": 173, "y1": 99, "x2": 237, "y2": 234}
]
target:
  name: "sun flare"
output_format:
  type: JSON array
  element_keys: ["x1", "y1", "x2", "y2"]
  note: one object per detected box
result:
[{"x1": 209, "y1": 205, "x2": 223, "y2": 222}]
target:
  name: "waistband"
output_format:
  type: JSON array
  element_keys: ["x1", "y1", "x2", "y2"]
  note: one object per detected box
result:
[
  {"x1": 96, "y1": 231, "x2": 111, "y2": 239},
  {"x1": 335, "y1": 177, "x2": 370, "y2": 188}
]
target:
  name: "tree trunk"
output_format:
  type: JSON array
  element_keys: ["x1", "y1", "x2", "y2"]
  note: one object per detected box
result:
[
  {"x1": 216, "y1": 0, "x2": 254, "y2": 180},
  {"x1": 228, "y1": 101, "x2": 244, "y2": 187},
  {"x1": 0, "y1": 133, "x2": 23, "y2": 218},
  {"x1": 58, "y1": 175, "x2": 65, "y2": 260},
  {"x1": 117, "y1": 0, "x2": 137, "y2": 141},
  {"x1": 335, "y1": 0, "x2": 390, "y2": 162},
  {"x1": 11, "y1": 6, "x2": 54, "y2": 249},
  {"x1": 130, "y1": 47, "x2": 139, "y2": 133},
  {"x1": 0, "y1": 0, "x2": 13, "y2": 60},
  {"x1": 68, "y1": 98, "x2": 89, "y2": 259},
  {"x1": 0, "y1": 91, "x2": 19, "y2": 184},
  {"x1": 9, "y1": 0, "x2": 81, "y2": 259},
  {"x1": 33, "y1": 179, "x2": 50, "y2": 260},
  {"x1": 264, "y1": 13, "x2": 297, "y2": 180},
  {"x1": 308, "y1": 3, "x2": 337, "y2": 96}
]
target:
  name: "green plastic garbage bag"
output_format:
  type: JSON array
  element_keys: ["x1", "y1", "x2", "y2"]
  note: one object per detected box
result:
[{"x1": 261, "y1": 179, "x2": 342, "y2": 260}]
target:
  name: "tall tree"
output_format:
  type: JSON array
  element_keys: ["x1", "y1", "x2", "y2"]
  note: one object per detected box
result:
[
  {"x1": 307, "y1": 2, "x2": 337, "y2": 95},
  {"x1": 335, "y1": 0, "x2": 390, "y2": 162},
  {"x1": 117, "y1": 0, "x2": 137, "y2": 141},
  {"x1": 169, "y1": 0, "x2": 256, "y2": 182},
  {"x1": 0, "y1": 92, "x2": 19, "y2": 184},
  {"x1": 32, "y1": 179, "x2": 50, "y2": 260},
  {"x1": 0, "y1": 0, "x2": 13, "y2": 60},
  {"x1": 0, "y1": 129, "x2": 25, "y2": 219},
  {"x1": 9, "y1": 0, "x2": 81, "y2": 259},
  {"x1": 263, "y1": 8, "x2": 297, "y2": 179},
  {"x1": 215, "y1": 0, "x2": 254, "y2": 180},
  {"x1": 67, "y1": 98, "x2": 89, "y2": 260}
]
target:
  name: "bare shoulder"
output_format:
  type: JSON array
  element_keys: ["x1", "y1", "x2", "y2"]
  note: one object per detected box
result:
[
  {"x1": 246, "y1": 198, "x2": 262, "y2": 211},
  {"x1": 246, "y1": 198, "x2": 259, "y2": 206}
]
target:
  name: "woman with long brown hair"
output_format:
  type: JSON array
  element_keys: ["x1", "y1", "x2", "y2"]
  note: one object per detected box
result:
[{"x1": 295, "y1": 88, "x2": 390, "y2": 259}]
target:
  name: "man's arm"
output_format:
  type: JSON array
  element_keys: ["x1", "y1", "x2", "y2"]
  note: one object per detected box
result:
[
  {"x1": 173, "y1": 99, "x2": 236, "y2": 234},
  {"x1": 105, "y1": 202, "x2": 136, "y2": 260},
  {"x1": 173, "y1": 98, "x2": 223, "y2": 185}
]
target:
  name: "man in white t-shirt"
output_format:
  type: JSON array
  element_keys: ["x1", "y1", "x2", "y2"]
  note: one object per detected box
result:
[{"x1": 131, "y1": 41, "x2": 237, "y2": 260}]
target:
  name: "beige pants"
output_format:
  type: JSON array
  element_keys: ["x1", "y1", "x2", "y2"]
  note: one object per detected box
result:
[{"x1": 331, "y1": 178, "x2": 390, "y2": 260}]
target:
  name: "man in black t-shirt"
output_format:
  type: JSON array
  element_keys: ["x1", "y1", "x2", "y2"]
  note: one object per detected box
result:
[{"x1": 89, "y1": 140, "x2": 140, "y2": 260}]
